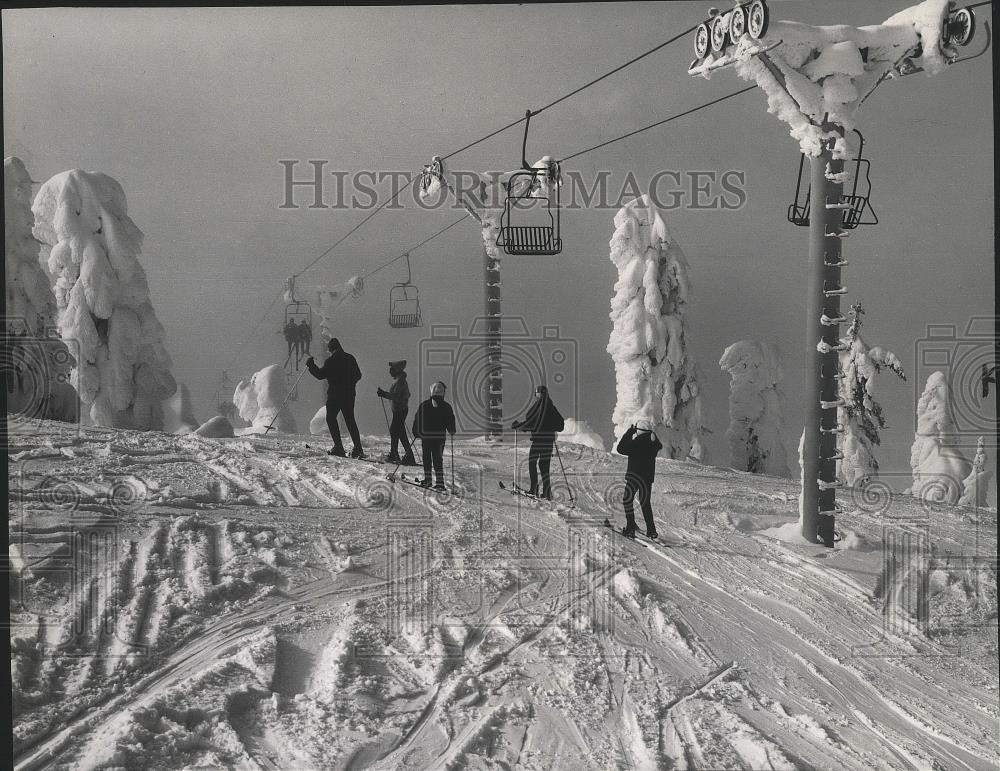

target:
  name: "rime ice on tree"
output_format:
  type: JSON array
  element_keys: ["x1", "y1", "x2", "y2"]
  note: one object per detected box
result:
[
  {"x1": 32, "y1": 169, "x2": 176, "y2": 429},
  {"x1": 958, "y1": 437, "x2": 992, "y2": 508},
  {"x1": 719, "y1": 340, "x2": 789, "y2": 477},
  {"x1": 836, "y1": 304, "x2": 906, "y2": 486},
  {"x1": 908, "y1": 371, "x2": 971, "y2": 504},
  {"x1": 608, "y1": 195, "x2": 704, "y2": 460},
  {"x1": 234, "y1": 364, "x2": 297, "y2": 434}
]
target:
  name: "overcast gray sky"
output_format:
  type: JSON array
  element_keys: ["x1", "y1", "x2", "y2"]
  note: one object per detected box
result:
[{"x1": 4, "y1": 3, "x2": 995, "y2": 493}]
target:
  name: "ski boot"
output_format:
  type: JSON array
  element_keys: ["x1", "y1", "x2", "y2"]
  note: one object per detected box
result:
[
  {"x1": 328, "y1": 446, "x2": 347, "y2": 457},
  {"x1": 433, "y1": 481, "x2": 447, "y2": 492},
  {"x1": 646, "y1": 528, "x2": 659, "y2": 540},
  {"x1": 621, "y1": 524, "x2": 637, "y2": 539},
  {"x1": 418, "y1": 478, "x2": 432, "y2": 488},
  {"x1": 350, "y1": 447, "x2": 366, "y2": 459},
  {"x1": 384, "y1": 452, "x2": 401, "y2": 463}
]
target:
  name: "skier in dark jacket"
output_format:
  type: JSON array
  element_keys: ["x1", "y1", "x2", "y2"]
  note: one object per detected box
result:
[
  {"x1": 377, "y1": 359, "x2": 416, "y2": 465},
  {"x1": 411, "y1": 381, "x2": 456, "y2": 490},
  {"x1": 616, "y1": 420, "x2": 662, "y2": 539},
  {"x1": 512, "y1": 384, "x2": 564, "y2": 499},
  {"x1": 306, "y1": 337, "x2": 365, "y2": 458},
  {"x1": 296, "y1": 319, "x2": 312, "y2": 360}
]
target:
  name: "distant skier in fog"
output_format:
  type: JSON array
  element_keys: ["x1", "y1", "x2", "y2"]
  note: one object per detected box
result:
[
  {"x1": 307, "y1": 337, "x2": 364, "y2": 458},
  {"x1": 512, "y1": 384, "x2": 564, "y2": 499},
  {"x1": 616, "y1": 420, "x2": 662, "y2": 539}
]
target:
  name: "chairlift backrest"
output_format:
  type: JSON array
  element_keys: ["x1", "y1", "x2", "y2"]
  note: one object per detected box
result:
[
  {"x1": 388, "y1": 253, "x2": 423, "y2": 328},
  {"x1": 787, "y1": 129, "x2": 877, "y2": 230}
]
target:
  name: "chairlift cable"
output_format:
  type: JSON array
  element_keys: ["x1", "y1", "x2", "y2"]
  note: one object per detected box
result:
[
  {"x1": 361, "y1": 213, "x2": 470, "y2": 280},
  {"x1": 440, "y1": 21, "x2": 702, "y2": 162},
  {"x1": 559, "y1": 84, "x2": 757, "y2": 163}
]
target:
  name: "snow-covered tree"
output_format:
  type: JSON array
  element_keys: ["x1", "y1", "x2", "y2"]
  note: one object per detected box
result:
[
  {"x1": 5, "y1": 156, "x2": 77, "y2": 421},
  {"x1": 608, "y1": 195, "x2": 705, "y2": 460},
  {"x1": 837, "y1": 304, "x2": 907, "y2": 486},
  {"x1": 908, "y1": 371, "x2": 971, "y2": 504},
  {"x1": 958, "y1": 437, "x2": 992, "y2": 508},
  {"x1": 234, "y1": 364, "x2": 297, "y2": 433},
  {"x1": 32, "y1": 169, "x2": 176, "y2": 429},
  {"x1": 719, "y1": 340, "x2": 789, "y2": 476}
]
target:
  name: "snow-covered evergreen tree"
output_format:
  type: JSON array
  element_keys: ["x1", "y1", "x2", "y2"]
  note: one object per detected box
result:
[
  {"x1": 608, "y1": 195, "x2": 705, "y2": 460},
  {"x1": 958, "y1": 437, "x2": 992, "y2": 508},
  {"x1": 32, "y1": 169, "x2": 176, "y2": 429},
  {"x1": 719, "y1": 340, "x2": 789, "y2": 476},
  {"x1": 234, "y1": 364, "x2": 297, "y2": 433},
  {"x1": 908, "y1": 371, "x2": 971, "y2": 504},
  {"x1": 837, "y1": 304, "x2": 907, "y2": 486},
  {"x1": 5, "y1": 156, "x2": 77, "y2": 421}
]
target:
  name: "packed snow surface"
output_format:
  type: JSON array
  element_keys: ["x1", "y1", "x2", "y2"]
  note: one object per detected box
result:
[
  {"x1": 9, "y1": 420, "x2": 997, "y2": 770},
  {"x1": 608, "y1": 195, "x2": 705, "y2": 461}
]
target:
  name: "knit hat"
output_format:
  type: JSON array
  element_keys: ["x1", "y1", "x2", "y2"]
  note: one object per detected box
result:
[{"x1": 389, "y1": 360, "x2": 406, "y2": 370}]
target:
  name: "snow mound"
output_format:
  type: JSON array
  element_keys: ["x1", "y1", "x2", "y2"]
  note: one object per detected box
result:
[
  {"x1": 193, "y1": 415, "x2": 235, "y2": 438},
  {"x1": 607, "y1": 194, "x2": 705, "y2": 461},
  {"x1": 233, "y1": 364, "x2": 297, "y2": 433},
  {"x1": 309, "y1": 405, "x2": 327, "y2": 435},
  {"x1": 558, "y1": 418, "x2": 605, "y2": 451},
  {"x1": 31, "y1": 168, "x2": 176, "y2": 429},
  {"x1": 719, "y1": 340, "x2": 790, "y2": 477},
  {"x1": 161, "y1": 382, "x2": 200, "y2": 434}
]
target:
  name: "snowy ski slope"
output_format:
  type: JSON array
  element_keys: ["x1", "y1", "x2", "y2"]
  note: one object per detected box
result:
[{"x1": 8, "y1": 421, "x2": 998, "y2": 770}]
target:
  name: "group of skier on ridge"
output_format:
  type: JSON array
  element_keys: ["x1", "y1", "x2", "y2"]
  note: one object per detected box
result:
[{"x1": 306, "y1": 336, "x2": 663, "y2": 539}]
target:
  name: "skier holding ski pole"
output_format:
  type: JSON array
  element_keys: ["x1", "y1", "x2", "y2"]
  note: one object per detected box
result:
[
  {"x1": 376, "y1": 359, "x2": 416, "y2": 465},
  {"x1": 511, "y1": 384, "x2": 564, "y2": 500},
  {"x1": 411, "y1": 381, "x2": 456, "y2": 491}
]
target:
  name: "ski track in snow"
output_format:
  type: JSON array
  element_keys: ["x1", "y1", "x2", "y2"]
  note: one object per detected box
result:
[{"x1": 7, "y1": 423, "x2": 998, "y2": 770}]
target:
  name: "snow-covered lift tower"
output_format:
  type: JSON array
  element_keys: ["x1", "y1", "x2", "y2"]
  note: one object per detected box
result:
[{"x1": 688, "y1": 0, "x2": 987, "y2": 547}]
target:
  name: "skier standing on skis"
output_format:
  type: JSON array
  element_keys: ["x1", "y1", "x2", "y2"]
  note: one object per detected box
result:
[
  {"x1": 411, "y1": 381, "x2": 456, "y2": 490},
  {"x1": 512, "y1": 384, "x2": 564, "y2": 499},
  {"x1": 306, "y1": 337, "x2": 365, "y2": 458},
  {"x1": 377, "y1": 359, "x2": 417, "y2": 465},
  {"x1": 616, "y1": 420, "x2": 662, "y2": 539}
]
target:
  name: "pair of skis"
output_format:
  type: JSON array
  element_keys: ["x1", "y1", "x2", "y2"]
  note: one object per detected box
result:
[{"x1": 498, "y1": 480, "x2": 555, "y2": 502}]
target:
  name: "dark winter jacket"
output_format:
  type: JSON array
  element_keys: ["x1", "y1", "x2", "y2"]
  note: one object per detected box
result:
[
  {"x1": 307, "y1": 349, "x2": 362, "y2": 399},
  {"x1": 382, "y1": 373, "x2": 410, "y2": 413},
  {"x1": 412, "y1": 398, "x2": 456, "y2": 441},
  {"x1": 515, "y1": 394, "x2": 564, "y2": 441},
  {"x1": 616, "y1": 427, "x2": 662, "y2": 481}
]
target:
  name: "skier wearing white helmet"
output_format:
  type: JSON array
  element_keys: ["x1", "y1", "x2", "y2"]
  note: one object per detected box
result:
[{"x1": 616, "y1": 418, "x2": 662, "y2": 539}]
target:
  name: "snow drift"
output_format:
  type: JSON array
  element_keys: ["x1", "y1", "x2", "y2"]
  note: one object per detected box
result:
[
  {"x1": 233, "y1": 364, "x2": 297, "y2": 433},
  {"x1": 719, "y1": 340, "x2": 789, "y2": 477},
  {"x1": 31, "y1": 169, "x2": 176, "y2": 429},
  {"x1": 608, "y1": 195, "x2": 705, "y2": 461},
  {"x1": 558, "y1": 418, "x2": 606, "y2": 451}
]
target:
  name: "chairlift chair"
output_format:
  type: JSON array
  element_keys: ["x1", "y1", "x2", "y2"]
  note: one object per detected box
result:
[
  {"x1": 787, "y1": 129, "x2": 878, "y2": 230},
  {"x1": 496, "y1": 111, "x2": 563, "y2": 256},
  {"x1": 388, "y1": 253, "x2": 423, "y2": 328}
]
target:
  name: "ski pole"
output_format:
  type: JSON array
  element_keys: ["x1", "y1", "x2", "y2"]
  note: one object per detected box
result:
[
  {"x1": 450, "y1": 432, "x2": 455, "y2": 488},
  {"x1": 513, "y1": 427, "x2": 519, "y2": 491},
  {"x1": 379, "y1": 394, "x2": 391, "y2": 433},
  {"x1": 553, "y1": 440, "x2": 575, "y2": 506},
  {"x1": 264, "y1": 366, "x2": 308, "y2": 434}
]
